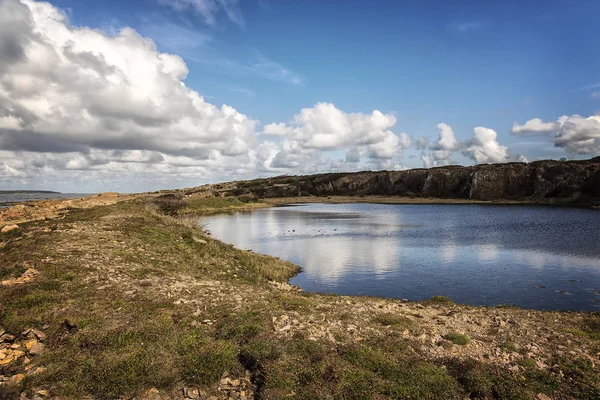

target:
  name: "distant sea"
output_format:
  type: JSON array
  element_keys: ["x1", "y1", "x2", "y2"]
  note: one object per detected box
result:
[{"x1": 0, "y1": 192, "x2": 92, "y2": 208}]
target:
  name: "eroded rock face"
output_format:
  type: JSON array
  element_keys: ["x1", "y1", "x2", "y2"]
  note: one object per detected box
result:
[{"x1": 212, "y1": 158, "x2": 600, "y2": 206}]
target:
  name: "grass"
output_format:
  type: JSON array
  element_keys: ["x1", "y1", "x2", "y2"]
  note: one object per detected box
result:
[
  {"x1": 443, "y1": 332, "x2": 471, "y2": 345},
  {"x1": 372, "y1": 313, "x2": 415, "y2": 329},
  {"x1": 1, "y1": 198, "x2": 599, "y2": 399},
  {"x1": 425, "y1": 295, "x2": 455, "y2": 305}
]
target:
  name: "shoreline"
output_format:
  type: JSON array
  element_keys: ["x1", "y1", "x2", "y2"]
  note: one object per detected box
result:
[
  {"x1": 202, "y1": 198, "x2": 600, "y2": 313},
  {"x1": 1, "y1": 195, "x2": 599, "y2": 399}
]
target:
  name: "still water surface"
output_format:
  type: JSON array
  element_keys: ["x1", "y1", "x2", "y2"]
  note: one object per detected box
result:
[
  {"x1": 0, "y1": 193, "x2": 91, "y2": 207},
  {"x1": 203, "y1": 203, "x2": 600, "y2": 311}
]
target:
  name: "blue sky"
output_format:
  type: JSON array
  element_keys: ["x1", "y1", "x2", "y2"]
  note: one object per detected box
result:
[
  {"x1": 1, "y1": 0, "x2": 600, "y2": 191},
  {"x1": 52, "y1": 0, "x2": 599, "y2": 129}
]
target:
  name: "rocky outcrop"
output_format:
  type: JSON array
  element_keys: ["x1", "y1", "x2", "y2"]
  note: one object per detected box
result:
[{"x1": 203, "y1": 158, "x2": 600, "y2": 206}]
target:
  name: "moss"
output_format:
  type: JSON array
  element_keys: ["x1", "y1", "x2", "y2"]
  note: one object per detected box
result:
[{"x1": 443, "y1": 332, "x2": 470, "y2": 345}]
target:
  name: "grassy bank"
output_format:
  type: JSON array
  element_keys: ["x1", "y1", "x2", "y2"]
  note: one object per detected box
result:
[{"x1": 1, "y1": 198, "x2": 599, "y2": 399}]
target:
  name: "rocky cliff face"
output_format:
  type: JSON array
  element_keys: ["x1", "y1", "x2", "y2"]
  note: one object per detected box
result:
[{"x1": 200, "y1": 158, "x2": 600, "y2": 206}]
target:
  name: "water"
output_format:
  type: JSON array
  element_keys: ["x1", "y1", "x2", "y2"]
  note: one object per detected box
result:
[
  {"x1": 0, "y1": 192, "x2": 91, "y2": 208},
  {"x1": 203, "y1": 203, "x2": 600, "y2": 311}
]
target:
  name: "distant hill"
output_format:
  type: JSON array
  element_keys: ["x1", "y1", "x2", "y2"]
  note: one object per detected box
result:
[{"x1": 0, "y1": 190, "x2": 60, "y2": 194}]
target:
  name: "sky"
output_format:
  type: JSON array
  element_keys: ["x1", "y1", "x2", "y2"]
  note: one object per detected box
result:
[{"x1": 1, "y1": 0, "x2": 599, "y2": 192}]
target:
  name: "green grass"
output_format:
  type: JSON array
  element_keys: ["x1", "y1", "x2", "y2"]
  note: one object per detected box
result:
[
  {"x1": 1, "y1": 198, "x2": 599, "y2": 399},
  {"x1": 371, "y1": 313, "x2": 415, "y2": 329},
  {"x1": 444, "y1": 332, "x2": 470, "y2": 345},
  {"x1": 425, "y1": 295, "x2": 454, "y2": 305}
]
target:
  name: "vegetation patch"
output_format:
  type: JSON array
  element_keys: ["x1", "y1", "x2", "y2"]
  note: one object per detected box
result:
[
  {"x1": 425, "y1": 295, "x2": 454, "y2": 305},
  {"x1": 443, "y1": 332, "x2": 470, "y2": 345}
]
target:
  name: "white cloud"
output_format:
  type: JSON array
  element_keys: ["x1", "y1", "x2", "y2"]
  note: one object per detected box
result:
[
  {"x1": 592, "y1": 91, "x2": 600, "y2": 99},
  {"x1": 160, "y1": 0, "x2": 244, "y2": 26},
  {"x1": 418, "y1": 123, "x2": 521, "y2": 167},
  {"x1": 262, "y1": 122, "x2": 292, "y2": 136},
  {"x1": 0, "y1": 0, "x2": 257, "y2": 159},
  {"x1": 462, "y1": 127, "x2": 510, "y2": 163},
  {"x1": 257, "y1": 103, "x2": 412, "y2": 172},
  {"x1": 420, "y1": 152, "x2": 433, "y2": 168},
  {"x1": 511, "y1": 118, "x2": 557, "y2": 134},
  {"x1": 512, "y1": 114, "x2": 600, "y2": 156},
  {"x1": 430, "y1": 123, "x2": 460, "y2": 162},
  {"x1": 269, "y1": 103, "x2": 401, "y2": 151}
]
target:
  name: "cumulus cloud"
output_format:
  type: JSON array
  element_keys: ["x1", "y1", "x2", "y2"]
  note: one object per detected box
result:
[
  {"x1": 418, "y1": 124, "x2": 521, "y2": 167},
  {"x1": 0, "y1": 0, "x2": 258, "y2": 173},
  {"x1": 261, "y1": 122, "x2": 292, "y2": 137},
  {"x1": 257, "y1": 103, "x2": 413, "y2": 171},
  {"x1": 461, "y1": 127, "x2": 510, "y2": 163},
  {"x1": 511, "y1": 118, "x2": 557, "y2": 134},
  {"x1": 512, "y1": 114, "x2": 600, "y2": 155},
  {"x1": 429, "y1": 123, "x2": 461, "y2": 163}
]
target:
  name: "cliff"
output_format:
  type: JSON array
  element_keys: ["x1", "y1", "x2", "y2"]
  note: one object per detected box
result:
[{"x1": 199, "y1": 157, "x2": 600, "y2": 206}]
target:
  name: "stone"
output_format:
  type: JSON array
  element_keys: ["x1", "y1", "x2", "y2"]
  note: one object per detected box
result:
[
  {"x1": 1, "y1": 224, "x2": 19, "y2": 233},
  {"x1": 142, "y1": 388, "x2": 161, "y2": 400},
  {"x1": 28, "y1": 342, "x2": 45, "y2": 356},
  {"x1": 536, "y1": 394, "x2": 551, "y2": 400},
  {"x1": 0, "y1": 334, "x2": 16, "y2": 342},
  {"x1": 32, "y1": 329, "x2": 46, "y2": 342},
  {"x1": 9, "y1": 374, "x2": 25, "y2": 384},
  {"x1": 35, "y1": 391, "x2": 49, "y2": 397},
  {"x1": 25, "y1": 339, "x2": 38, "y2": 351},
  {"x1": 0, "y1": 355, "x2": 14, "y2": 365}
]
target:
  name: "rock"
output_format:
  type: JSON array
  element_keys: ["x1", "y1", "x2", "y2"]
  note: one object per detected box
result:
[
  {"x1": 142, "y1": 388, "x2": 161, "y2": 400},
  {"x1": 536, "y1": 394, "x2": 552, "y2": 400},
  {"x1": 1, "y1": 224, "x2": 19, "y2": 233},
  {"x1": 25, "y1": 339, "x2": 38, "y2": 350},
  {"x1": 28, "y1": 342, "x2": 45, "y2": 356},
  {"x1": 0, "y1": 334, "x2": 16, "y2": 342},
  {"x1": 0, "y1": 356, "x2": 14, "y2": 366},
  {"x1": 204, "y1": 158, "x2": 600, "y2": 207},
  {"x1": 184, "y1": 387, "x2": 200, "y2": 399},
  {"x1": 9, "y1": 374, "x2": 25, "y2": 384},
  {"x1": 32, "y1": 329, "x2": 46, "y2": 342},
  {"x1": 35, "y1": 391, "x2": 49, "y2": 398}
]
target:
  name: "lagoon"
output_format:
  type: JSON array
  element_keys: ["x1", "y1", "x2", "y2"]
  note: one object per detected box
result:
[{"x1": 203, "y1": 203, "x2": 600, "y2": 311}]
